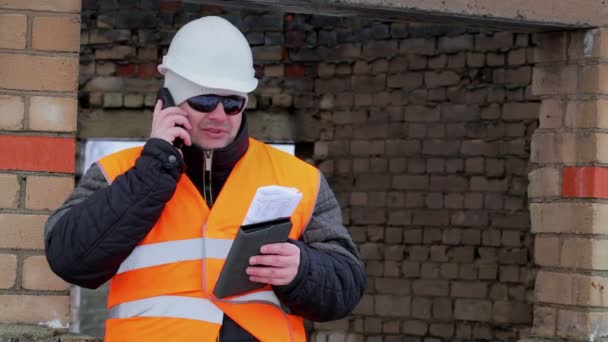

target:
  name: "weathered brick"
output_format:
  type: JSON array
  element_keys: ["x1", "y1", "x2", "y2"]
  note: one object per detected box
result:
[
  {"x1": 0, "y1": 14, "x2": 27, "y2": 49},
  {"x1": 421, "y1": 262, "x2": 439, "y2": 279},
  {"x1": 0, "y1": 214, "x2": 46, "y2": 249},
  {"x1": 438, "y1": 35, "x2": 473, "y2": 52},
  {"x1": 502, "y1": 102, "x2": 540, "y2": 120},
  {"x1": 493, "y1": 301, "x2": 532, "y2": 324},
  {"x1": 566, "y1": 99, "x2": 608, "y2": 129},
  {"x1": 0, "y1": 173, "x2": 20, "y2": 209},
  {"x1": 534, "y1": 32, "x2": 566, "y2": 63},
  {"x1": 412, "y1": 280, "x2": 449, "y2": 296},
  {"x1": 375, "y1": 278, "x2": 410, "y2": 295},
  {"x1": 556, "y1": 310, "x2": 608, "y2": 340},
  {"x1": 566, "y1": 28, "x2": 608, "y2": 60},
  {"x1": 411, "y1": 297, "x2": 432, "y2": 319},
  {"x1": 29, "y1": 96, "x2": 77, "y2": 132},
  {"x1": 508, "y1": 48, "x2": 527, "y2": 65},
  {"x1": 375, "y1": 295, "x2": 410, "y2": 317},
  {"x1": 363, "y1": 41, "x2": 398, "y2": 58},
  {"x1": 0, "y1": 0, "x2": 80, "y2": 12},
  {"x1": 25, "y1": 175, "x2": 74, "y2": 210},
  {"x1": 425, "y1": 71, "x2": 460, "y2": 88},
  {"x1": 0, "y1": 295, "x2": 69, "y2": 326},
  {"x1": 95, "y1": 46, "x2": 136, "y2": 60},
  {"x1": 402, "y1": 320, "x2": 427, "y2": 336},
  {"x1": 486, "y1": 53, "x2": 505, "y2": 66},
  {"x1": 475, "y1": 32, "x2": 513, "y2": 52},
  {"x1": 0, "y1": 254, "x2": 17, "y2": 289},
  {"x1": 454, "y1": 299, "x2": 492, "y2": 322},
  {"x1": 532, "y1": 305, "x2": 556, "y2": 337},
  {"x1": 0, "y1": 53, "x2": 78, "y2": 91},
  {"x1": 0, "y1": 95, "x2": 24, "y2": 130},
  {"x1": 387, "y1": 72, "x2": 424, "y2": 91},
  {"x1": 32, "y1": 16, "x2": 80, "y2": 52},
  {"x1": 451, "y1": 211, "x2": 488, "y2": 227},
  {"x1": 532, "y1": 64, "x2": 577, "y2": 96},
  {"x1": 428, "y1": 55, "x2": 446, "y2": 69},
  {"x1": 430, "y1": 323, "x2": 454, "y2": 338},
  {"x1": 22, "y1": 255, "x2": 69, "y2": 291},
  {"x1": 531, "y1": 203, "x2": 608, "y2": 234},
  {"x1": 400, "y1": 38, "x2": 436, "y2": 55},
  {"x1": 561, "y1": 238, "x2": 608, "y2": 270},
  {"x1": 499, "y1": 265, "x2": 520, "y2": 282},
  {"x1": 451, "y1": 281, "x2": 487, "y2": 298}
]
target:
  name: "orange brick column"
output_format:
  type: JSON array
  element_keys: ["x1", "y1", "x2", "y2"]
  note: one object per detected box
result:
[
  {"x1": 529, "y1": 28, "x2": 608, "y2": 340},
  {"x1": 0, "y1": 0, "x2": 80, "y2": 328}
]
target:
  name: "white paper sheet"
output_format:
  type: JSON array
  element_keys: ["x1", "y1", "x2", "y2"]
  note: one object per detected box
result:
[{"x1": 242, "y1": 185, "x2": 303, "y2": 225}]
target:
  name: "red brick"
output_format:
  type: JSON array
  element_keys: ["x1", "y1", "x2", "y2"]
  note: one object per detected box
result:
[
  {"x1": 0, "y1": 295, "x2": 69, "y2": 326},
  {"x1": 563, "y1": 166, "x2": 608, "y2": 199},
  {"x1": 0, "y1": 135, "x2": 75, "y2": 173},
  {"x1": 22, "y1": 255, "x2": 69, "y2": 291},
  {"x1": 138, "y1": 62, "x2": 160, "y2": 78},
  {"x1": 0, "y1": 214, "x2": 46, "y2": 249},
  {"x1": 160, "y1": 0, "x2": 181, "y2": 12},
  {"x1": 285, "y1": 64, "x2": 306, "y2": 77},
  {"x1": 116, "y1": 63, "x2": 137, "y2": 76}
]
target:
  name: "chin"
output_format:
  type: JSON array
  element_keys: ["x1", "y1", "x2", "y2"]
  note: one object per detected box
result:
[{"x1": 193, "y1": 141, "x2": 229, "y2": 150}]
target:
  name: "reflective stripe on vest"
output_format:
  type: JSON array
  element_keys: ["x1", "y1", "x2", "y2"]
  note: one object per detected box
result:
[
  {"x1": 108, "y1": 290, "x2": 283, "y2": 321},
  {"x1": 108, "y1": 295, "x2": 223, "y2": 324},
  {"x1": 116, "y1": 237, "x2": 233, "y2": 274}
]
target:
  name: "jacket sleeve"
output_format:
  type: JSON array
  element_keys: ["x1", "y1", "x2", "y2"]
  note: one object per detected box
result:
[
  {"x1": 273, "y1": 173, "x2": 367, "y2": 322},
  {"x1": 44, "y1": 138, "x2": 185, "y2": 289}
]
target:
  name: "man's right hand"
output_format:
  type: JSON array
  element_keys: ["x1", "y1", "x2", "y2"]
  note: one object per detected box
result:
[{"x1": 150, "y1": 100, "x2": 192, "y2": 147}]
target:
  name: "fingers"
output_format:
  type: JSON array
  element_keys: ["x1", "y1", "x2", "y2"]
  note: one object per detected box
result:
[
  {"x1": 259, "y1": 242, "x2": 299, "y2": 256},
  {"x1": 150, "y1": 100, "x2": 191, "y2": 146},
  {"x1": 246, "y1": 242, "x2": 300, "y2": 286},
  {"x1": 247, "y1": 268, "x2": 293, "y2": 285}
]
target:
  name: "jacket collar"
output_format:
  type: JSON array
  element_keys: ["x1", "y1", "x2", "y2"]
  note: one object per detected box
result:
[{"x1": 182, "y1": 114, "x2": 249, "y2": 175}]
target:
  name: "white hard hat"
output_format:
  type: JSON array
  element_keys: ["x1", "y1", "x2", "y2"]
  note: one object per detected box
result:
[{"x1": 158, "y1": 16, "x2": 258, "y2": 103}]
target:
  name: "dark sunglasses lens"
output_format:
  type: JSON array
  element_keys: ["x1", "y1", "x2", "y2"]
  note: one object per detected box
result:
[
  {"x1": 188, "y1": 96, "x2": 219, "y2": 113},
  {"x1": 222, "y1": 97, "x2": 246, "y2": 115},
  {"x1": 187, "y1": 95, "x2": 246, "y2": 115}
]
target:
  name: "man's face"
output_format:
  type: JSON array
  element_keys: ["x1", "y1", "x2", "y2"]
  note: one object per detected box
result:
[{"x1": 179, "y1": 100, "x2": 242, "y2": 150}]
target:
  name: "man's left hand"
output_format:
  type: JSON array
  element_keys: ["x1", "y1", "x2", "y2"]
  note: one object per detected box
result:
[{"x1": 246, "y1": 242, "x2": 300, "y2": 286}]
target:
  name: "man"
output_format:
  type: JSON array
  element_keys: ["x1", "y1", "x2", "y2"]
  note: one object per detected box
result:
[{"x1": 45, "y1": 16, "x2": 366, "y2": 342}]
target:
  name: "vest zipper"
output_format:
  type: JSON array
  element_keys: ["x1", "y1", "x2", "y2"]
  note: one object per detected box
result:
[{"x1": 203, "y1": 149, "x2": 214, "y2": 207}]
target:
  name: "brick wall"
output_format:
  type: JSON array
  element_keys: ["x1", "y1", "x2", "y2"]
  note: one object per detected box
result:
[
  {"x1": 308, "y1": 24, "x2": 537, "y2": 342},
  {"x1": 78, "y1": 2, "x2": 538, "y2": 340},
  {"x1": 0, "y1": 0, "x2": 80, "y2": 329},
  {"x1": 529, "y1": 29, "x2": 608, "y2": 341}
]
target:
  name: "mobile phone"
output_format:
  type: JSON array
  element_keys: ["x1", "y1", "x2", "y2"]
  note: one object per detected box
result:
[{"x1": 156, "y1": 87, "x2": 184, "y2": 149}]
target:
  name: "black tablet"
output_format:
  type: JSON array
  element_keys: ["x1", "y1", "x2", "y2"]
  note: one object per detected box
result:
[{"x1": 213, "y1": 217, "x2": 292, "y2": 299}]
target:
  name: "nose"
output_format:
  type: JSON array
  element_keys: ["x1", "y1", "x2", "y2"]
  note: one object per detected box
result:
[{"x1": 205, "y1": 103, "x2": 228, "y2": 120}]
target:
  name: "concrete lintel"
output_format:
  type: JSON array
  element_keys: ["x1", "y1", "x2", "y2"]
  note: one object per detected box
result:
[{"x1": 199, "y1": 0, "x2": 608, "y2": 31}]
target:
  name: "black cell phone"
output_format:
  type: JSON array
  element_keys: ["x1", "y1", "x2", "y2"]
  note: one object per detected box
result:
[{"x1": 156, "y1": 87, "x2": 184, "y2": 149}]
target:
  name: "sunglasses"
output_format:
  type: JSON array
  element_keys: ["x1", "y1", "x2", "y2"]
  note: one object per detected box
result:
[{"x1": 187, "y1": 94, "x2": 247, "y2": 116}]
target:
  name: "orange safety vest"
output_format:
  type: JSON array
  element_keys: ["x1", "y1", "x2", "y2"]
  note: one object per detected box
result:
[{"x1": 96, "y1": 139, "x2": 320, "y2": 342}]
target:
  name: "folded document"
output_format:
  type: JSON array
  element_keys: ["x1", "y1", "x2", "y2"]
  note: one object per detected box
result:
[{"x1": 241, "y1": 185, "x2": 303, "y2": 225}]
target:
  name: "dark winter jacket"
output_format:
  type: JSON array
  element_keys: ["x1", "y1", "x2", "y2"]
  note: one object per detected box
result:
[{"x1": 44, "y1": 119, "x2": 366, "y2": 341}]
